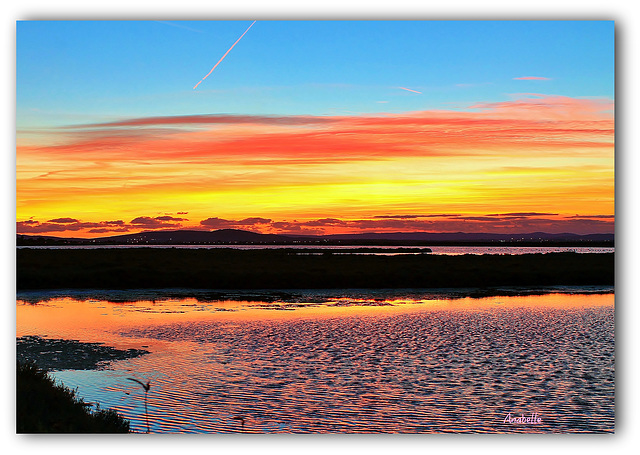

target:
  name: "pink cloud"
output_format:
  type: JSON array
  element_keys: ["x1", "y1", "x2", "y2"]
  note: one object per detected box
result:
[
  {"x1": 469, "y1": 94, "x2": 613, "y2": 122},
  {"x1": 513, "y1": 76, "x2": 551, "y2": 80}
]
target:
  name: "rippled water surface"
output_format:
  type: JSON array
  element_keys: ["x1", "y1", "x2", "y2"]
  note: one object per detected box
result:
[{"x1": 17, "y1": 290, "x2": 614, "y2": 433}]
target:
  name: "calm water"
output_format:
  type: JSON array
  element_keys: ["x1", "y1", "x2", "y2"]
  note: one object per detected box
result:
[
  {"x1": 17, "y1": 289, "x2": 614, "y2": 433},
  {"x1": 17, "y1": 244, "x2": 614, "y2": 255}
]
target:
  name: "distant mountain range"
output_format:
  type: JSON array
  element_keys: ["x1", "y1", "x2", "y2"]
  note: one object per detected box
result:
[{"x1": 16, "y1": 229, "x2": 614, "y2": 246}]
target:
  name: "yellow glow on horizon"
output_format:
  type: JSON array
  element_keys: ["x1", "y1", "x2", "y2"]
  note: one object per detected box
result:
[{"x1": 16, "y1": 96, "x2": 614, "y2": 237}]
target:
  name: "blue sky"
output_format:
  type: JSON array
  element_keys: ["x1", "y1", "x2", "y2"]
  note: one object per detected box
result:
[{"x1": 17, "y1": 20, "x2": 614, "y2": 128}]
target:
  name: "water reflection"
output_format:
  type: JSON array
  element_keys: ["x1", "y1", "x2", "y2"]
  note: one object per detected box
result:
[{"x1": 17, "y1": 291, "x2": 614, "y2": 433}]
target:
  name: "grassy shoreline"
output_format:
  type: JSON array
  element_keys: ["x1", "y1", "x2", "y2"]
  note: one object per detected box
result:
[
  {"x1": 17, "y1": 249, "x2": 614, "y2": 291},
  {"x1": 16, "y1": 361, "x2": 130, "y2": 433}
]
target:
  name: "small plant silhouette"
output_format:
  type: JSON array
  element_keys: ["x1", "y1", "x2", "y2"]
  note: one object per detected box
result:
[
  {"x1": 127, "y1": 378, "x2": 151, "y2": 433},
  {"x1": 232, "y1": 415, "x2": 245, "y2": 429}
]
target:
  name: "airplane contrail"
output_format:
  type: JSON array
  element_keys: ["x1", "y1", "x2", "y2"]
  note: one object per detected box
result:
[
  {"x1": 193, "y1": 20, "x2": 256, "y2": 90},
  {"x1": 398, "y1": 86, "x2": 422, "y2": 94}
]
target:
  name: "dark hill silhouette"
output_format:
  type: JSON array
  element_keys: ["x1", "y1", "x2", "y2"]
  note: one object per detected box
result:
[{"x1": 94, "y1": 229, "x2": 288, "y2": 244}]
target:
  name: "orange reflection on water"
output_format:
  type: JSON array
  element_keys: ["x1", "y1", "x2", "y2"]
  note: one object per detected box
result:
[{"x1": 17, "y1": 292, "x2": 613, "y2": 345}]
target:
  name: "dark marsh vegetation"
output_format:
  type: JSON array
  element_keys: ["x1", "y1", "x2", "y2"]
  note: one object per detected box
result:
[
  {"x1": 16, "y1": 361, "x2": 130, "y2": 433},
  {"x1": 16, "y1": 248, "x2": 614, "y2": 290}
]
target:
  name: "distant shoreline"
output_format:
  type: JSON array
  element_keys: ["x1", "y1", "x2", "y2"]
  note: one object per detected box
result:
[
  {"x1": 16, "y1": 230, "x2": 614, "y2": 248},
  {"x1": 16, "y1": 249, "x2": 614, "y2": 291}
]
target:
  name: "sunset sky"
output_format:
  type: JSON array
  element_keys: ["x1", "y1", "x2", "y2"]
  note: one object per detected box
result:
[{"x1": 16, "y1": 20, "x2": 614, "y2": 237}]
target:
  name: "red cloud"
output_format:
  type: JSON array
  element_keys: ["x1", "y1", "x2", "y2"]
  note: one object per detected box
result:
[
  {"x1": 47, "y1": 217, "x2": 79, "y2": 223},
  {"x1": 17, "y1": 220, "x2": 132, "y2": 234},
  {"x1": 374, "y1": 214, "x2": 461, "y2": 219},
  {"x1": 129, "y1": 216, "x2": 184, "y2": 229},
  {"x1": 17, "y1": 211, "x2": 615, "y2": 237},
  {"x1": 269, "y1": 221, "x2": 325, "y2": 235},
  {"x1": 485, "y1": 212, "x2": 558, "y2": 217},
  {"x1": 24, "y1": 94, "x2": 612, "y2": 167},
  {"x1": 87, "y1": 228, "x2": 130, "y2": 234},
  {"x1": 17, "y1": 215, "x2": 187, "y2": 235},
  {"x1": 235, "y1": 217, "x2": 272, "y2": 225},
  {"x1": 303, "y1": 218, "x2": 348, "y2": 227},
  {"x1": 155, "y1": 216, "x2": 189, "y2": 222},
  {"x1": 200, "y1": 217, "x2": 234, "y2": 229},
  {"x1": 200, "y1": 217, "x2": 272, "y2": 230}
]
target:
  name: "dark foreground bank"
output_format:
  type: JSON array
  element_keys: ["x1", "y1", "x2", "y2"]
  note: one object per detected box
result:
[
  {"x1": 16, "y1": 249, "x2": 614, "y2": 290},
  {"x1": 16, "y1": 361, "x2": 130, "y2": 433}
]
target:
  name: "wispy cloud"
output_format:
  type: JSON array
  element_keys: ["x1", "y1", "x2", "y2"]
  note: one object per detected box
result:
[
  {"x1": 469, "y1": 94, "x2": 613, "y2": 120},
  {"x1": 71, "y1": 114, "x2": 338, "y2": 129},
  {"x1": 513, "y1": 76, "x2": 552, "y2": 80}
]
